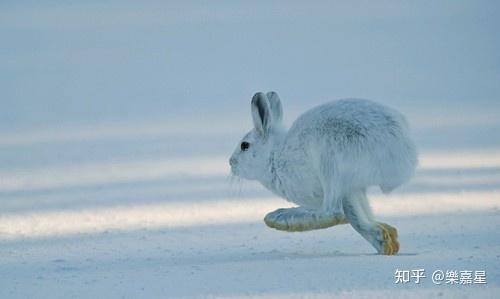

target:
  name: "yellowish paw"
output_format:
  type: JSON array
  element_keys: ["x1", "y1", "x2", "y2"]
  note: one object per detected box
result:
[
  {"x1": 378, "y1": 223, "x2": 400, "y2": 255},
  {"x1": 264, "y1": 208, "x2": 348, "y2": 232}
]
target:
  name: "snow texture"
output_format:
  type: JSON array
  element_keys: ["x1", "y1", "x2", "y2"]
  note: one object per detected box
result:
[{"x1": 1, "y1": 1, "x2": 500, "y2": 298}]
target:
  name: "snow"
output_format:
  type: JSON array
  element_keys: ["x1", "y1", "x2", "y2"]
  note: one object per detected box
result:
[
  {"x1": 1, "y1": 126, "x2": 499, "y2": 299},
  {"x1": 1, "y1": 1, "x2": 500, "y2": 298}
]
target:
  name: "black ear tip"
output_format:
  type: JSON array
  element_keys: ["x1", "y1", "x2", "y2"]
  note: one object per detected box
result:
[{"x1": 252, "y1": 92, "x2": 266, "y2": 103}]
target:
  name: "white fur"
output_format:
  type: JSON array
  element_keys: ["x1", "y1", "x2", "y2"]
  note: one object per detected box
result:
[{"x1": 230, "y1": 92, "x2": 417, "y2": 254}]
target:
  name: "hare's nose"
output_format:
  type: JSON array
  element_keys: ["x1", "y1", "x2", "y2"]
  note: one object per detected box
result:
[{"x1": 229, "y1": 157, "x2": 237, "y2": 166}]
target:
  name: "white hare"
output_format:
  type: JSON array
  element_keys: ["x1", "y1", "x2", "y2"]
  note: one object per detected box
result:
[{"x1": 229, "y1": 92, "x2": 417, "y2": 255}]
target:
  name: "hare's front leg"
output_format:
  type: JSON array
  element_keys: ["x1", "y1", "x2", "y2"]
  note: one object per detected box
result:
[
  {"x1": 343, "y1": 190, "x2": 400, "y2": 255},
  {"x1": 265, "y1": 170, "x2": 350, "y2": 232},
  {"x1": 264, "y1": 207, "x2": 347, "y2": 232}
]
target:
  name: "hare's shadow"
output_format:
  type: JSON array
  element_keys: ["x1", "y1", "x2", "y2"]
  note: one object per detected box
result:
[{"x1": 167, "y1": 249, "x2": 419, "y2": 267}]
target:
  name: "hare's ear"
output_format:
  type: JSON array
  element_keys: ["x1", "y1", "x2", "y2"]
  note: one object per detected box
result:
[
  {"x1": 251, "y1": 92, "x2": 272, "y2": 136},
  {"x1": 266, "y1": 91, "x2": 283, "y2": 124}
]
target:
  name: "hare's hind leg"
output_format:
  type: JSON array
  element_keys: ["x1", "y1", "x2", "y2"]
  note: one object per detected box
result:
[
  {"x1": 264, "y1": 207, "x2": 347, "y2": 232},
  {"x1": 343, "y1": 190, "x2": 399, "y2": 255}
]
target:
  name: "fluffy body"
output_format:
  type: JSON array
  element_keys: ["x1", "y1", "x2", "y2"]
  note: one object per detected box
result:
[
  {"x1": 230, "y1": 92, "x2": 417, "y2": 255},
  {"x1": 268, "y1": 99, "x2": 416, "y2": 210}
]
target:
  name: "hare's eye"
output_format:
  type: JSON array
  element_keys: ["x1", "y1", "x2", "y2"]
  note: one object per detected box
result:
[{"x1": 240, "y1": 141, "x2": 250, "y2": 151}]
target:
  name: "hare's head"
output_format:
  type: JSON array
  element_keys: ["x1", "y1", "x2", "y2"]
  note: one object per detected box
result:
[{"x1": 230, "y1": 91, "x2": 284, "y2": 181}]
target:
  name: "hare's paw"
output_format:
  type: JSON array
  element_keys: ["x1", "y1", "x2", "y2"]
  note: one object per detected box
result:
[
  {"x1": 264, "y1": 207, "x2": 347, "y2": 232},
  {"x1": 376, "y1": 223, "x2": 400, "y2": 255}
]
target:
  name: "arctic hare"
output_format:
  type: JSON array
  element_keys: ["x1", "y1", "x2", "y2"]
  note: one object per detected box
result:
[{"x1": 229, "y1": 92, "x2": 417, "y2": 255}]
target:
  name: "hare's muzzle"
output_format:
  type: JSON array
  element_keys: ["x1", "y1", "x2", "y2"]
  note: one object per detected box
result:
[{"x1": 229, "y1": 157, "x2": 237, "y2": 167}]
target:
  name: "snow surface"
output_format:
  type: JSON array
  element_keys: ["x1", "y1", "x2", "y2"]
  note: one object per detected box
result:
[{"x1": 1, "y1": 1, "x2": 500, "y2": 298}]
